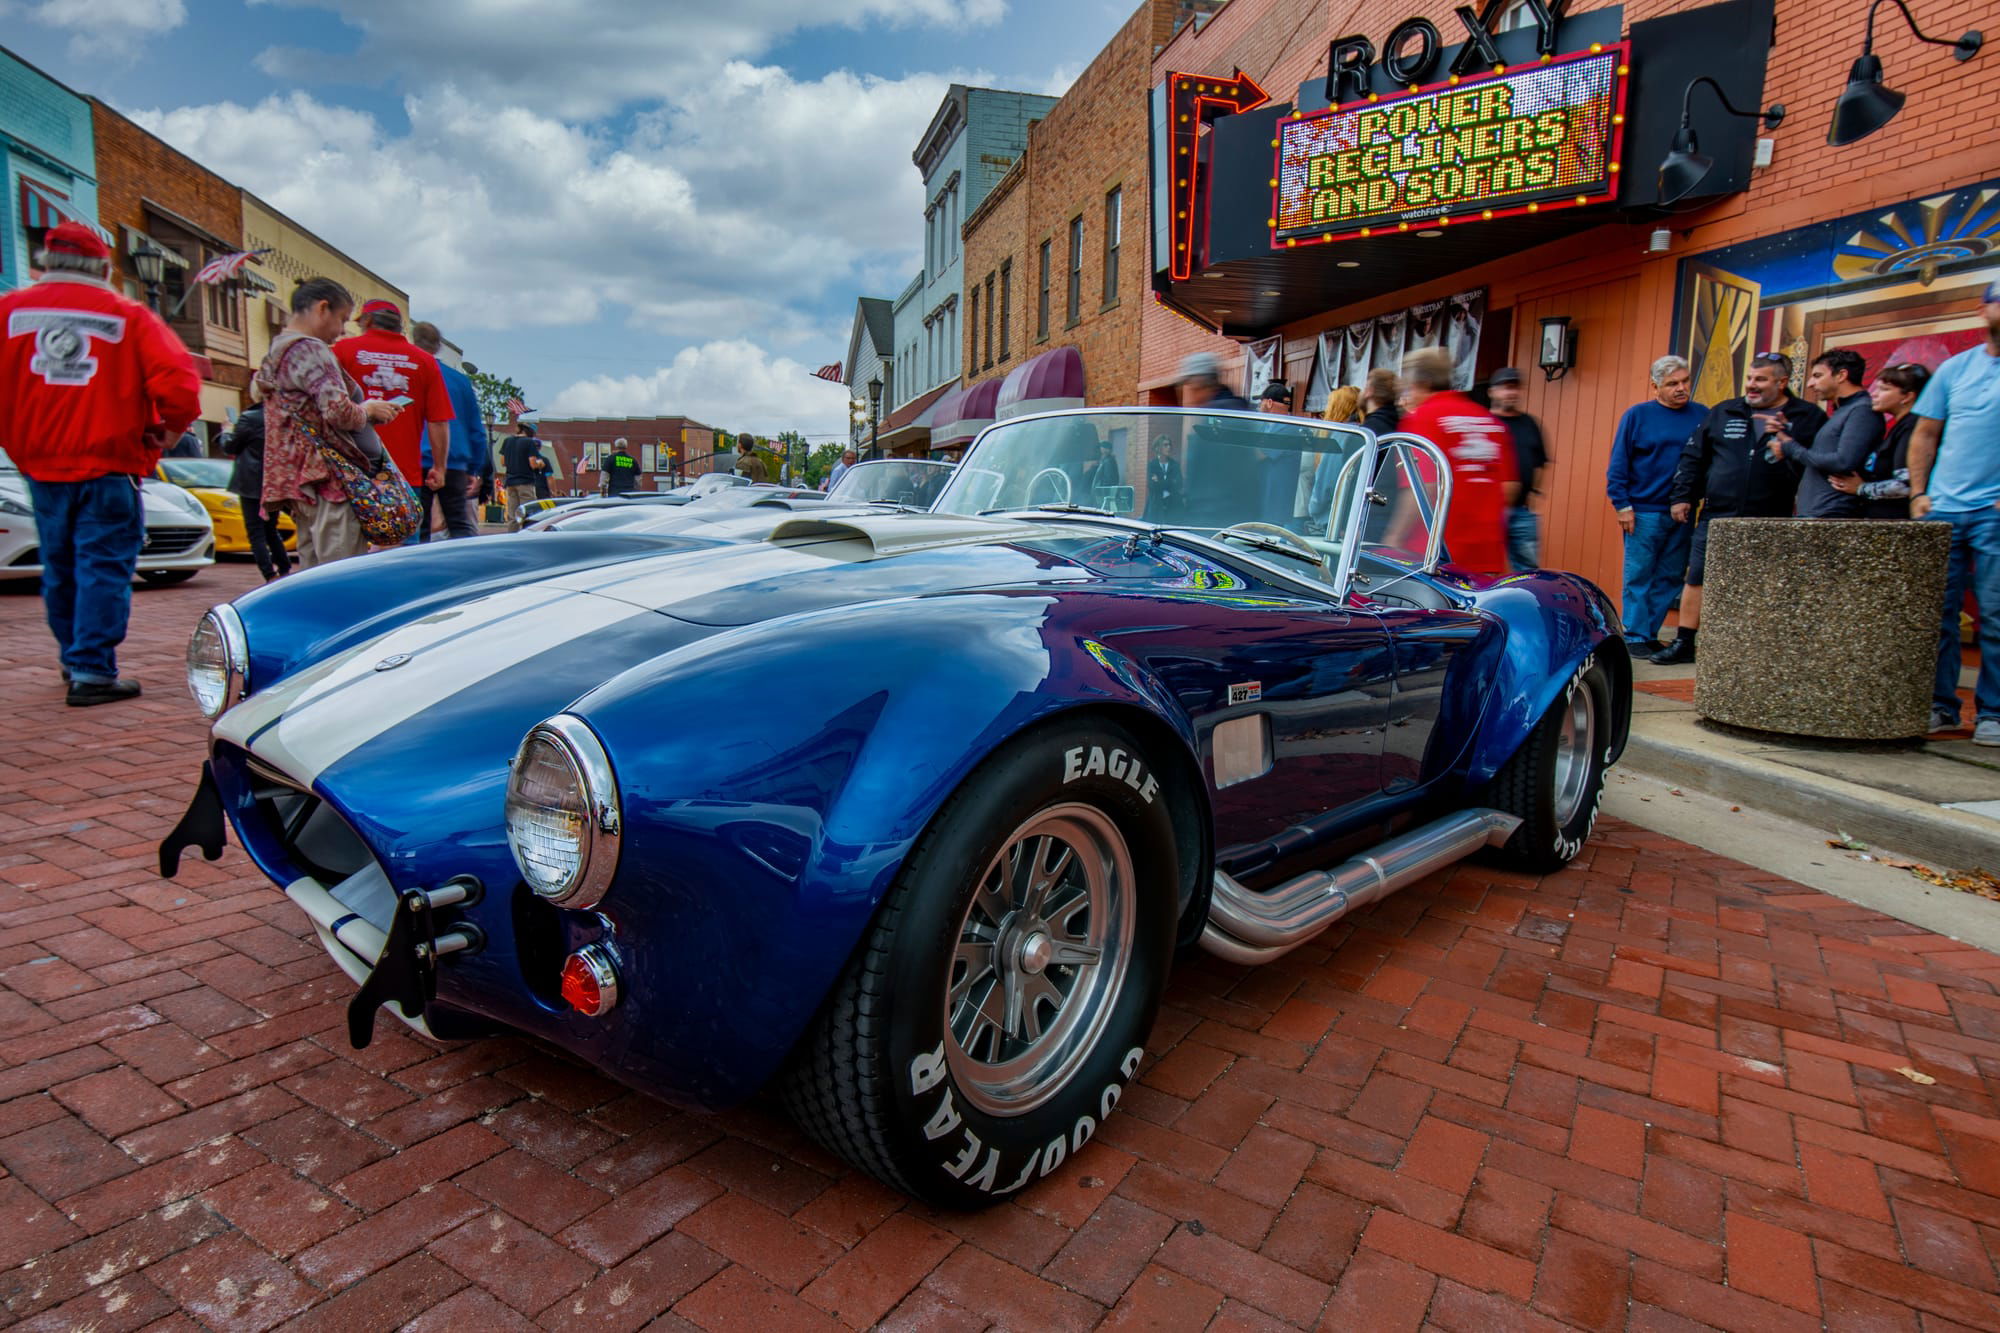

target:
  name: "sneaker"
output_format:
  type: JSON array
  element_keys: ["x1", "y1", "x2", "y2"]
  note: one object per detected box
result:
[
  {"x1": 1976, "y1": 719, "x2": 2000, "y2": 747},
  {"x1": 1931, "y1": 707, "x2": 1962, "y2": 734},
  {"x1": 66, "y1": 679, "x2": 141, "y2": 707}
]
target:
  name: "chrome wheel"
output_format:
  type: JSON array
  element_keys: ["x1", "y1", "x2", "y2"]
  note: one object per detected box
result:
[
  {"x1": 1552, "y1": 684, "x2": 1597, "y2": 825},
  {"x1": 944, "y1": 804, "x2": 1135, "y2": 1117}
]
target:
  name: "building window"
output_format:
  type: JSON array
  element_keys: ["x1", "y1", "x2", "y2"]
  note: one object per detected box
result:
[
  {"x1": 1103, "y1": 188, "x2": 1122, "y2": 306},
  {"x1": 983, "y1": 272, "x2": 996, "y2": 369},
  {"x1": 1037, "y1": 241, "x2": 1052, "y2": 341},
  {"x1": 968, "y1": 284, "x2": 981, "y2": 375},
  {"x1": 1066, "y1": 216, "x2": 1083, "y2": 327},
  {"x1": 999, "y1": 261, "x2": 1013, "y2": 360}
]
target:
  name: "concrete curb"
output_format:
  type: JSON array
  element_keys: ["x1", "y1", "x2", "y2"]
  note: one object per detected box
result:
[{"x1": 1621, "y1": 722, "x2": 2000, "y2": 873}]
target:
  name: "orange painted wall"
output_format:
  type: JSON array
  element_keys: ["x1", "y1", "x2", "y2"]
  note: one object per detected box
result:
[{"x1": 1139, "y1": 0, "x2": 2000, "y2": 600}]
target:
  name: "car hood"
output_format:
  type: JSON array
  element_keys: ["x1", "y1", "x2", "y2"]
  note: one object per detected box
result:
[{"x1": 211, "y1": 512, "x2": 1097, "y2": 801}]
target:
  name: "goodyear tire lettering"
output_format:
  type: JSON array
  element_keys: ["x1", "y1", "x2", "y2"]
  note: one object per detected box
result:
[
  {"x1": 916, "y1": 1055, "x2": 1147, "y2": 1196},
  {"x1": 910, "y1": 1043, "x2": 947, "y2": 1095}
]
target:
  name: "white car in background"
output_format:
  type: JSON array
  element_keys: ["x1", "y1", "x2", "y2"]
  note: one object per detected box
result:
[{"x1": 0, "y1": 449, "x2": 217, "y2": 586}]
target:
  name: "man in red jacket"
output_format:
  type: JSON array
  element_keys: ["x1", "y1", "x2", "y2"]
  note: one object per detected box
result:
[
  {"x1": 0, "y1": 222, "x2": 202, "y2": 704},
  {"x1": 1387, "y1": 347, "x2": 1519, "y2": 574},
  {"x1": 333, "y1": 298, "x2": 451, "y2": 509}
]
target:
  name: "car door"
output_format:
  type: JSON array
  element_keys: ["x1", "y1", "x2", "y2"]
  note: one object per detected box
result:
[{"x1": 1170, "y1": 599, "x2": 1396, "y2": 883}]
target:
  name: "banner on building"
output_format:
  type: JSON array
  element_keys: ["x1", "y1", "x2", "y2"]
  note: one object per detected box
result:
[{"x1": 1243, "y1": 338, "x2": 1281, "y2": 401}]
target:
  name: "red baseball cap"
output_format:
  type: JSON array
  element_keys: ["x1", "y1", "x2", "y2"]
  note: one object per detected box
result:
[
  {"x1": 44, "y1": 221, "x2": 110, "y2": 261},
  {"x1": 359, "y1": 298, "x2": 400, "y2": 318}
]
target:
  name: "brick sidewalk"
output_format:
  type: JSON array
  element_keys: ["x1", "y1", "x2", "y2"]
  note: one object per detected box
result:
[{"x1": 3, "y1": 561, "x2": 2000, "y2": 1330}]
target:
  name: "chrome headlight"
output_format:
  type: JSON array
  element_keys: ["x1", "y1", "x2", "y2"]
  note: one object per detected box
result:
[
  {"x1": 505, "y1": 715, "x2": 621, "y2": 909},
  {"x1": 186, "y1": 605, "x2": 248, "y2": 718}
]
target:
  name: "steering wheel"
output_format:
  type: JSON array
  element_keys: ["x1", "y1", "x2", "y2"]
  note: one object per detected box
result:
[
  {"x1": 1214, "y1": 522, "x2": 1327, "y2": 568},
  {"x1": 1026, "y1": 467, "x2": 1073, "y2": 507}
]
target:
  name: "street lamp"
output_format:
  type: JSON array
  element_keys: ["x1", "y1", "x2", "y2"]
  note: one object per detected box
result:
[
  {"x1": 867, "y1": 376, "x2": 883, "y2": 462},
  {"x1": 131, "y1": 242, "x2": 167, "y2": 313}
]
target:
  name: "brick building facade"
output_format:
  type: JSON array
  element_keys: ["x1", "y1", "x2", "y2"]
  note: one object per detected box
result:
[
  {"x1": 960, "y1": 0, "x2": 1185, "y2": 409},
  {"x1": 1137, "y1": 0, "x2": 2000, "y2": 605},
  {"x1": 529, "y1": 416, "x2": 719, "y2": 496},
  {"x1": 91, "y1": 99, "x2": 252, "y2": 442}
]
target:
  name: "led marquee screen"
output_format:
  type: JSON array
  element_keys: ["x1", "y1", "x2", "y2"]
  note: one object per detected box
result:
[{"x1": 1274, "y1": 47, "x2": 1625, "y2": 242}]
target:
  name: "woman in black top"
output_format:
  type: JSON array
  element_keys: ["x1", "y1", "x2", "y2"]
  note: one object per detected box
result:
[
  {"x1": 1831, "y1": 362, "x2": 1931, "y2": 519},
  {"x1": 221, "y1": 405, "x2": 292, "y2": 580}
]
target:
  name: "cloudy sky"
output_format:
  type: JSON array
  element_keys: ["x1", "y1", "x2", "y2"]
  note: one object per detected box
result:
[{"x1": 4, "y1": 0, "x2": 1127, "y2": 439}]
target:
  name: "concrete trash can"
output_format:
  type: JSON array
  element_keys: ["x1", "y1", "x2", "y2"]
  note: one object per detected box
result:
[{"x1": 1695, "y1": 517, "x2": 1950, "y2": 740}]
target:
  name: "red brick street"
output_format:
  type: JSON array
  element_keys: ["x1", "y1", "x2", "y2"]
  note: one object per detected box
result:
[{"x1": 3, "y1": 563, "x2": 2000, "y2": 1330}]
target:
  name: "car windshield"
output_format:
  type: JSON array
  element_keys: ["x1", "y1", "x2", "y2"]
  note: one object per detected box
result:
[
  {"x1": 160, "y1": 458, "x2": 235, "y2": 488},
  {"x1": 934, "y1": 409, "x2": 1372, "y2": 541},
  {"x1": 829, "y1": 459, "x2": 953, "y2": 506}
]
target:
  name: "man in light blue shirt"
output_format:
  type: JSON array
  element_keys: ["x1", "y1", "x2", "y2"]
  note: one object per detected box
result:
[
  {"x1": 411, "y1": 322, "x2": 490, "y2": 539},
  {"x1": 1910, "y1": 283, "x2": 2000, "y2": 741}
]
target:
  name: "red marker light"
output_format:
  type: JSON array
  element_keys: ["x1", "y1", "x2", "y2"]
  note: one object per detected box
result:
[{"x1": 560, "y1": 946, "x2": 619, "y2": 1016}]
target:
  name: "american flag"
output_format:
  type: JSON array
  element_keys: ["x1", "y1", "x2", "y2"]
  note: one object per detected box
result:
[
  {"x1": 812, "y1": 363, "x2": 843, "y2": 383},
  {"x1": 189, "y1": 249, "x2": 266, "y2": 286},
  {"x1": 506, "y1": 396, "x2": 531, "y2": 417}
]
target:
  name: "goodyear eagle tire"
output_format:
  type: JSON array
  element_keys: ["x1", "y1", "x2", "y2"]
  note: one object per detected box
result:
[
  {"x1": 783, "y1": 718, "x2": 1178, "y2": 1209},
  {"x1": 1481, "y1": 652, "x2": 1613, "y2": 873}
]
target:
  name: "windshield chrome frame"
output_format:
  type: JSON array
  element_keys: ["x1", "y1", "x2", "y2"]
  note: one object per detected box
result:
[{"x1": 942, "y1": 405, "x2": 1389, "y2": 601}]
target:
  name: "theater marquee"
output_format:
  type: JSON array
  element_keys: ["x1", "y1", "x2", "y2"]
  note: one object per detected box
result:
[{"x1": 1273, "y1": 45, "x2": 1628, "y2": 244}]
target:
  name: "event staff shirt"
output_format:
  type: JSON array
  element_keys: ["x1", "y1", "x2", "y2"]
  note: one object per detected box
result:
[
  {"x1": 1916, "y1": 344, "x2": 2000, "y2": 511},
  {"x1": 606, "y1": 449, "x2": 638, "y2": 494},
  {"x1": 1400, "y1": 389, "x2": 1517, "y2": 573},
  {"x1": 333, "y1": 328, "x2": 453, "y2": 484}
]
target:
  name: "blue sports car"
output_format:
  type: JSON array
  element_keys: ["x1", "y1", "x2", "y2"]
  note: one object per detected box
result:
[{"x1": 161, "y1": 406, "x2": 1631, "y2": 1208}]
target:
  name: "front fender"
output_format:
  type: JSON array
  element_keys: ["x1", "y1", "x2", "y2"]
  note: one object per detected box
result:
[
  {"x1": 1460, "y1": 572, "x2": 1628, "y2": 785},
  {"x1": 557, "y1": 589, "x2": 1204, "y2": 1109}
]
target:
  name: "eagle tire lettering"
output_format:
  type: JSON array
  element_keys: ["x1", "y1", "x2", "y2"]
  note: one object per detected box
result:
[
  {"x1": 906, "y1": 1044, "x2": 1146, "y2": 1198},
  {"x1": 1062, "y1": 745, "x2": 1160, "y2": 804},
  {"x1": 1551, "y1": 651, "x2": 1606, "y2": 862}
]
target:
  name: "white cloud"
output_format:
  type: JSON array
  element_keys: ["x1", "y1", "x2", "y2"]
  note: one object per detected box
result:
[
  {"x1": 18, "y1": 0, "x2": 185, "y2": 57},
  {"x1": 248, "y1": 0, "x2": 1006, "y2": 119},
  {"x1": 131, "y1": 63, "x2": 952, "y2": 333},
  {"x1": 542, "y1": 340, "x2": 852, "y2": 435}
]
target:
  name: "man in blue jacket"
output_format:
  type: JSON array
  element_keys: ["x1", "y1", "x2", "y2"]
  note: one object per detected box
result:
[
  {"x1": 1607, "y1": 355, "x2": 1706, "y2": 653},
  {"x1": 411, "y1": 322, "x2": 490, "y2": 539}
]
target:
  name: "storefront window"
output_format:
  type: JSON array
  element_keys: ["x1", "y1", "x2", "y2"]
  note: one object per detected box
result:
[
  {"x1": 1037, "y1": 240, "x2": 1052, "y2": 340},
  {"x1": 1103, "y1": 188, "x2": 1121, "y2": 305},
  {"x1": 999, "y1": 261, "x2": 1012, "y2": 360}
]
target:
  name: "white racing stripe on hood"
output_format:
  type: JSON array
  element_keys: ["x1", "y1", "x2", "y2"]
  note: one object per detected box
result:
[{"x1": 216, "y1": 543, "x2": 837, "y2": 783}]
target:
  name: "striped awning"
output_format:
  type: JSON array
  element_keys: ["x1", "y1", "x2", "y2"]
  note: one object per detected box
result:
[
  {"x1": 18, "y1": 177, "x2": 113, "y2": 244},
  {"x1": 121, "y1": 224, "x2": 191, "y2": 270}
]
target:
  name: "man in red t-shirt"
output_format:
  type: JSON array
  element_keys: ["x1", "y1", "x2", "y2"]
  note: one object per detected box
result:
[
  {"x1": 0, "y1": 222, "x2": 202, "y2": 704},
  {"x1": 332, "y1": 299, "x2": 451, "y2": 496},
  {"x1": 1389, "y1": 347, "x2": 1518, "y2": 574}
]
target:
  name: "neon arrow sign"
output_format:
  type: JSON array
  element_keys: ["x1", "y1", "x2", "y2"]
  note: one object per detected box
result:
[{"x1": 1164, "y1": 67, "x2": 1271, "y2": 282}]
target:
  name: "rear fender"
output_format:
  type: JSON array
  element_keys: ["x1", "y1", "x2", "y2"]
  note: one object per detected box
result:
[
  {"x1": 561, "y1": 589, "x2": 1206, "y2": 1108},
  {"x1": 1460, "y1": 573, "x2": 1628, "y2": 785}
]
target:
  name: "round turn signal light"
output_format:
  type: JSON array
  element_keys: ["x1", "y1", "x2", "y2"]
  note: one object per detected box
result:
[{"x1": 560, "y1": 946, "x2": 619, "y2": 1017}]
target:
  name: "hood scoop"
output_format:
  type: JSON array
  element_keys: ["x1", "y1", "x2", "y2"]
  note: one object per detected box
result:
[{"x1": 765, "y1": 512, "x2": 1054, "y2": 560}]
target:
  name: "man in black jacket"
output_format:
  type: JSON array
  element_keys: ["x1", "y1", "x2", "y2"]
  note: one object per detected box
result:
[
  {"x1": 221, "y1": 406, "x2": 290, "y2": 581},
  {"x1": 1651, "y1": 353, "x2": 1826, "y2": 664}
]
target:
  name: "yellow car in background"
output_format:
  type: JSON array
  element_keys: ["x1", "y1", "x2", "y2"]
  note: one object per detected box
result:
[{"x1": 155, "y1": 458, "x2": 296, "y2": 555}]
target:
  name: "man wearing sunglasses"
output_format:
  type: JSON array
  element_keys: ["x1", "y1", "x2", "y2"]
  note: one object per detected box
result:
[
  {"x1": 1654, "y1": 352, "x2": 1825, "y2": 665},
  {"x1": 1908, "y1": 282, "x2": 2000, "y2": 742}
]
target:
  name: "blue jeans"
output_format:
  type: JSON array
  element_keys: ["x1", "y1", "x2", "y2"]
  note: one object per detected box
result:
[
  {"x1": 1619, "y1": 510, "x2": 1692, "y2": 642},
  {"x1": 1928, "y1": 509, "x2": 2000, "y2": 721},
  {"x1": 1506, "y1": 508, "x2": 1539, "y2": 571},
  {"x1": 26, "y1": 474, "x2": 145, "y2": 683}
]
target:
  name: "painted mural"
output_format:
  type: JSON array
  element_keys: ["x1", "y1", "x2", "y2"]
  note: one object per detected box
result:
[{"x1": 1675, "y1": 179, "x2": 2000, "y2": 400}]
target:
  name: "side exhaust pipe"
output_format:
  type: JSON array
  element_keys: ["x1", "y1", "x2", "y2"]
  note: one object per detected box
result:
[{"x1": 1201, "y1": 809, "x2": 1521, "y2": 965}]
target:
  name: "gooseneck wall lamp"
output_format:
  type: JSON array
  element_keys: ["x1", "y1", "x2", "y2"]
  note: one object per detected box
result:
[
  {"x1": 1828, "y1": 0, "x2": 1982, "y2": 146},
  {"x1": 1655, "y1": 76, "x2": 1786, "y2": 207}
]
